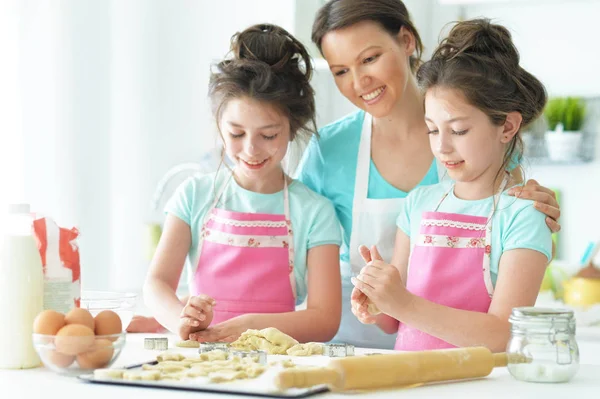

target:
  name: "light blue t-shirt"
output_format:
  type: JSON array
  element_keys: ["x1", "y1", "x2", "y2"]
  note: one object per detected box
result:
[
  {"x1": 296, "y1": 110, "x2": 440, "y2": 265},
  {"x1": 165, "y1": 170, "x2": 342, "y2": 304},
  {"x1": 396, "y1": 181, "x2": 553, "y2": 286}
]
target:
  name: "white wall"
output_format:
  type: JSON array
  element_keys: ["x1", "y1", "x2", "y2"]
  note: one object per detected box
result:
[{"x1": 0, "y1": 1, "x2": 25, "y2": 205}]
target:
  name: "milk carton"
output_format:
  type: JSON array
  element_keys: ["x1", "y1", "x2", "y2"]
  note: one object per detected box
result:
[{"x1": 32, "y1": 217, "x2": 81, "y2": 312}]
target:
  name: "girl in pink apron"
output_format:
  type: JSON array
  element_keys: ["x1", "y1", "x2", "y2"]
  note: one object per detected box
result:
[
  {"x1": 350, "y1": 19, "x2": 554, "y2": 352},
  {"x1": 141, "y1": 24, "x2": 342, "y2": 343}
]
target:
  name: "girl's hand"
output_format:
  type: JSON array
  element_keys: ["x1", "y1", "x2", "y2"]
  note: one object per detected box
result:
[
  {"x1": 178, "y1": 295, "x2": 215, "y2": 340},
  {"x1": 351, "y1": 245, "x2": 411, "y2": 317},
  {"x1": 189, "y1": 314, "x2": 249, "y2": 343},
  {"x1": 350, "y1": 286, "x2": 377, "y2": 324},
  {"x1": 507, "y1": 179, "x2": 561, "y2": 233}
]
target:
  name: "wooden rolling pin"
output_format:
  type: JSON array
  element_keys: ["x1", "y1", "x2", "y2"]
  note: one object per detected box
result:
[{"x1": 276, "y1": 347, "x2": 522, "y2": 391}]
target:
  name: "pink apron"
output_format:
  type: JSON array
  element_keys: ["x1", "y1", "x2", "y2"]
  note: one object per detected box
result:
[
  {"x1": 395, "y1": 176, "x2": 508, "y2": 351},
  {"x1": 191, "y1": 174, "x2": 296, "y2": 325}
]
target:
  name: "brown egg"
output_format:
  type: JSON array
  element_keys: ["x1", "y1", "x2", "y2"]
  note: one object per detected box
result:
[
  {"x1": 76, "y1": 339, "x2": 114, "y2": 369},
  {"x1": 33, "y1": 310, "x2": 65, "y2": 335},
  {"x1": 46, "y1": 350, "x2": 75, "y2": 368},
  {"x1": 64, "y1": 308, "x2": 95, "y2": 331},
  {"x1": 94, "y1": 310, "x2": 122, "y2": 340},
  {"x1": 55, "y1": 324, "x2": 95, "y2": 356}
]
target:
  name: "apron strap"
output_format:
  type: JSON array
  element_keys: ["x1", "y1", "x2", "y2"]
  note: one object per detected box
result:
[
  {"x1": 353, "y1": 112, "x2": 372, "y2": 203},
  {"x1": 482, "y1": 172, "x2": 510, "y2": 297},
  {"x1": 282, "y1": 177, "x2": 297, "y2": 300},
  {"x1": 347, "y1": 112, "x2": 373, "y2": 276}
]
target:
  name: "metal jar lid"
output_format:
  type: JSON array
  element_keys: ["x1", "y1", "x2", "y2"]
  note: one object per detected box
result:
[{"x1": 509, "y1": 307, "x2": 575, "y2": 328}]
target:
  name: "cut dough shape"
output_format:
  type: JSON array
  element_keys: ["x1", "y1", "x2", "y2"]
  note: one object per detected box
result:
[
  {"x1": 159, "y1": 372, "x2": 187, "y2": 381},
  {"x1": 209, "y1": 370, "x2": 248, "y2": 383},
  {"x1": 123, "y1": 370, "x2": 161, "y2": 381},
  {"x1": 286, "y1": 342, "x2": 324, "y2": 356},
  {"x1": 175, "y1": 340, "x2": 200, "y2": 348},
  {"x1": 231, "y1": 327, "x2": 298, "y2": 355},
  {"x1": 143, "y1": 364, "x2": 188, "y2": 373},
  {"x1": 93, "y1": 368, "x2": 125, "y2": 379},
  {"x1": 200, "y1": 350, "x2": 229, "y2": 361},
  {"x1": 269, "y1": 359, "x2": 297, "y2": 368},
  {"x1": 244, "y1": 364, "x2": 266, "y2": 378},
  {"x1": 157, "y1": 352, "x2": 186, "y2": 362}
]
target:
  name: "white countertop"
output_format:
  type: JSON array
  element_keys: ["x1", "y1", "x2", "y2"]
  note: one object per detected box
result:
[{"x1": 2, "y1": 330, "x2": 599, "y2": 398}]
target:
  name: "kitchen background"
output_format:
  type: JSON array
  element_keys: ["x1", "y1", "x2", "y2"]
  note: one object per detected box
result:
[{"x1": 1, "y1": 0, "x2": 599, "y2": 293}]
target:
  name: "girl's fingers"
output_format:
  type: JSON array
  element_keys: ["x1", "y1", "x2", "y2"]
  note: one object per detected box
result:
[
  {"x1": 182, "y1": 304, "x2": 205, "y2": 321},
  {"x1": 189, "y1": 296, "x2": 215, "y2": 312},
  {"x1": 356, "y1": 273, "x2": 377, "y2": 287},
  {"x1": 370, "y1": 245, "x2": 383, "y2": 261},
  {"x1": 358, "y1": 245, "x2": 372, "y2": 263},
  {"x1": 190, "y1": 329, "x2": 218, "y2": 342},
  {"x1": 350, "y1": 286, "x2": 364, "y2": 301},
  {"x1": 181, "y1": 316, "x2": 199, "y2": 327},
  {"x1": 351, "y1": 276, "x2": 374, "y2": 292},
  {"x1": 351, "y1": 277, "x2": 374, "y2": 297},
  {"x1": 197, "y1": 294, "x2": 216, "y2": 305}
]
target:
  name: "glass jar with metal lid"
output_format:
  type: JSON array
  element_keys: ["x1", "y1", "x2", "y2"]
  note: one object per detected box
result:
[{"x1": 506, "y1": 307, "x2": 579, "y2": 383}]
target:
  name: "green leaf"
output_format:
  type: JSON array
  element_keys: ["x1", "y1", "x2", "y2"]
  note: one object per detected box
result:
[{"x1": 544, "y1": 97, "x2": 586, "y2": 132}]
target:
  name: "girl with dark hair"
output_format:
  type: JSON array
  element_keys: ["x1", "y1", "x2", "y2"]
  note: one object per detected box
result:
[
  {"x1": 350, "y1": 19, "x2": 552, "y2": 352},
  {"x1": 298, "y1": 0, "x2": 561, "y2": 349},
  {"x1": 142, "y1": 24, "x2": 342, "y2": 343}
]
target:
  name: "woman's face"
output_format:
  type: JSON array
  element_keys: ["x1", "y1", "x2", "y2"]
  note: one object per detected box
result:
[
  {"x1": 220, "y1": 97, "x2": 291, "y2": 190},
  {"x1": 321, "y1": 20, "x2": 415, "y2": 118}
]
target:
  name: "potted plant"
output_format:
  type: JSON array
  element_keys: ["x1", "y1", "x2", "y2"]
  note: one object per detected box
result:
[{"x1": 544, "y1": 97, "x2": 586, "y2": 162}]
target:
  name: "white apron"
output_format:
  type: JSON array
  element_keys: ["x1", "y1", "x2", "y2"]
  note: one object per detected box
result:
[{"x1": 332, "y1": 113, "x2": 445, "y2": 349}]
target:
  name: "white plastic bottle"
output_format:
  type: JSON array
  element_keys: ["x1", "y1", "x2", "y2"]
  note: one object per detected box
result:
[{"x1": 0, "y1": 204, "x2": 43, "y2": 369}]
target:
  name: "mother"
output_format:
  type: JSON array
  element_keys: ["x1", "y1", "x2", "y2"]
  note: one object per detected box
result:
[{"x1": 297, "y1": 0, "x2": 561, "y2": 349}]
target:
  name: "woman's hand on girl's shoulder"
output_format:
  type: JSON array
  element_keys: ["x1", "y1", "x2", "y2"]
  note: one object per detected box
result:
[{"x1": 507, "y1": 178, "x2": 561, "y2": 233}]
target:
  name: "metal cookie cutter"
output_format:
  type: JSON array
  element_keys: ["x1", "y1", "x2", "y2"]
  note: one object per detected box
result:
[
  {"x1": 198, "y1": 342, "x2": 230, "y2": 354},
  {"x1": 324, "y1": 343, "x2": 355, "y2": 357},
  {"x1": 144, "y1": 337, "x2": 169, "y2": 351},
  {"x1": 228, "y1": 350, "x2": 267, "y2": 365}
]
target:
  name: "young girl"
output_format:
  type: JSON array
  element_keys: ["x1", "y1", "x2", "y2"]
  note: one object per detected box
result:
[
  {"x1": 143, "y1": 24, "x2": 342, "y2": 343},
  {"x1": 350, "y1": 19, "x2": 553, "y2": 352}
]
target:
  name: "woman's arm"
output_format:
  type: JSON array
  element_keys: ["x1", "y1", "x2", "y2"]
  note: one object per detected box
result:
[
  {"x1": 387, "y1": 248, "x2": 547, "y2": 352},
  {"x1": 142, "y1": 215, "x2": 192, "y2": 333}
]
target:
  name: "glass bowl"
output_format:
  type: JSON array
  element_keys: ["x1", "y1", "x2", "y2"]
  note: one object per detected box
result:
[
  {"x1": 80, "y1": 291, "x2": 137, "y2": 330},
  {"x1": 33, "y1": 333, "x2": 126, "y2": 376}
]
